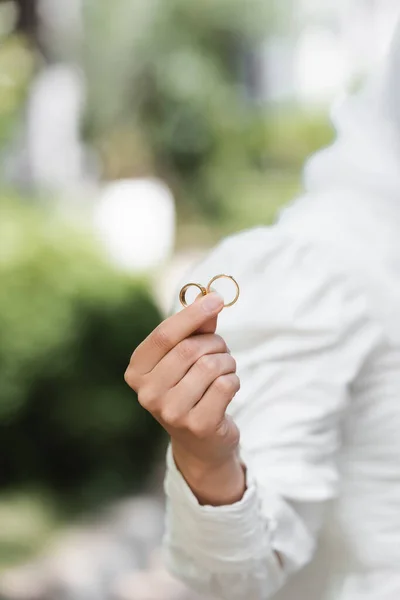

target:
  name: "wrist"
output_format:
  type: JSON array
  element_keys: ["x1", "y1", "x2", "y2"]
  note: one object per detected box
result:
[{"x1": 171, "y1": 442, "x2": 247, "y2": 506}]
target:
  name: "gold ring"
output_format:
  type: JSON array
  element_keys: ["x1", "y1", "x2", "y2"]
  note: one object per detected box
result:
[
  {"x1": 206, "y1": 274, "x2": 240, "y2": 308},
  {"x1": 179, "y1": 283, "x2": 207, "y2": 308}
]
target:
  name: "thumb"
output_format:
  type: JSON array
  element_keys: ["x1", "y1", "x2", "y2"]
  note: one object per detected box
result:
[{"x1": 194, "y1": 292, "x2": 223, "y2": 334}]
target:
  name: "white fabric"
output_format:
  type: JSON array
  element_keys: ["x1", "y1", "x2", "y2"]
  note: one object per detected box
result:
[{"x1": 163, "y1": 22, "x2": 400, "y2": 600}]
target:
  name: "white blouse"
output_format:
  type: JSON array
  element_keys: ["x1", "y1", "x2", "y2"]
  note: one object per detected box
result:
[{"x1": 163, "y1": 20, "x2": 400, "y2": 600}]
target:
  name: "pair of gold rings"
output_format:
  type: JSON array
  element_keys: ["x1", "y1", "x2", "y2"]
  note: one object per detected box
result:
[{"x1": 179, "y1": 274, "x2": 240, "y2": 309}]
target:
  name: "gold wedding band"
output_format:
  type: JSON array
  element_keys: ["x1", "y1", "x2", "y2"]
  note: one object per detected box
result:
[
  {"x1": 179, "y1": 274, "x2": 240, "y2": 309},
  {"x1": 207, "y1": 274, "x2": 240, "y2": 308},
  {"x1": 179, "y1": 283, "x2": 207, "y2": 308}
]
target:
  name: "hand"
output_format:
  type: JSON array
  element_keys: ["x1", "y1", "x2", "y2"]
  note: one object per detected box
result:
[{"x1": 124, "y1": 292, "x2": 246, "y2": 505}]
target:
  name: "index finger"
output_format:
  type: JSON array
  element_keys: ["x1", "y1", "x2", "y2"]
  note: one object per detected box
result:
[{"x1": 131, "y1": 292, "x2": 224, "y2": 374}]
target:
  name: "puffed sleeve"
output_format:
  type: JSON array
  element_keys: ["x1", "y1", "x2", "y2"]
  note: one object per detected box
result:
[{"x1": 162, "y1": 227, "x2": 382, "y2": 600}]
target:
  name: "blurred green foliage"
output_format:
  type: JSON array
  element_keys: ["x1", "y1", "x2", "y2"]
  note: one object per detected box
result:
[
  {"x1": 0, "y1": 196, "x2": 164, "y2": 511},
  {"x1": 83, "y1": 0, "x2": 332, "y2": 227},
  {"x1": 83, "y1": 1, "x2": 275, "y2": 215},
  {"x1": 0, "y1": 35, "x2": 35, "y2": 145},
  {"x1": 174, "y1": 108, "x2": 333, "y2": 246}
]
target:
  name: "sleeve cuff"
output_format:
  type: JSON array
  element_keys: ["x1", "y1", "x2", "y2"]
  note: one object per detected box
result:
[{"x1": 164, "y1": 445, "x2": 276, "y2": 569}]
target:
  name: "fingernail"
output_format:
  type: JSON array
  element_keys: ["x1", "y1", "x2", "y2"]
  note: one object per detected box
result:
[{"x1": 203, "y1": 292, "x2": 224, "y2": 313}]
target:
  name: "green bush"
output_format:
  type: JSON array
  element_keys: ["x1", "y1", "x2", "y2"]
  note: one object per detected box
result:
[{"x1": 0, "y1": 196, "x2": 163, "y2": 510}]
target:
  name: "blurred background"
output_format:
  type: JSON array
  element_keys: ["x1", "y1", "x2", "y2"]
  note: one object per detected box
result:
[{"x1": 0, "y1": 1, "x2": 398, "y2": 599}]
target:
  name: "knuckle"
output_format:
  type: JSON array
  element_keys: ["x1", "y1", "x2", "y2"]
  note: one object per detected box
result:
[
  {"x1": 215, "y1": 374, "x2": 240, "y2": 396},
  {"x1": 231, "y1": 374, "x2": 241, "y2": 392},
  {"x1": 212, "y1": 334, "x2": 227, "y2": 351},
  {"x1": 232, "y1": 374, "x2": 241, "y2": 393},
  {"x1": 187, "y1": 417, "x2": 211, "y2": 440},
  {"x1": 227, "y1": 355, "x2": 237, "y2": 372},
  {"x1": 138, "y1": 386, "x2": 159, "y2": 412},
  {"x1": 197, "y1": 353, "x2": 218, "y2": 375},
  {"x1": 124, "y1": 366, "x2": 133, "y2": 387},
  {"x1": 177, "y1": 338, "x2": 198, "y2": 362},
  {"x1": 124, "y1": 366, "x2": 139, "y2": 390},
  {"x1": 160, "y1": 405, "x2": 185, "y2": 427},
  {"x1": 214, "y1": 375, "x2": 231, "y2": 395}
]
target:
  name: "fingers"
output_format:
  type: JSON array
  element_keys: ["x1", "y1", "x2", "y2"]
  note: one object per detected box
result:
[
  {"x1": 162, "y1": 353, "x2": 237, "y2": 420},
  {"x1": 150, "y1": 333, "x2": 228, "y2": 391},
  {"x1": 186, "y1": 374, "x2": 240, "y2": 438},
  {"x1": 130, "y1": 293, "x2": 224, "y2": 375}
]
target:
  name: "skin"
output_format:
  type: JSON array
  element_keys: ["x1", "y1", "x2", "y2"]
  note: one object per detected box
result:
[{"x1": 124, "y1": 292, "x2": 246, "y2": 506}]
